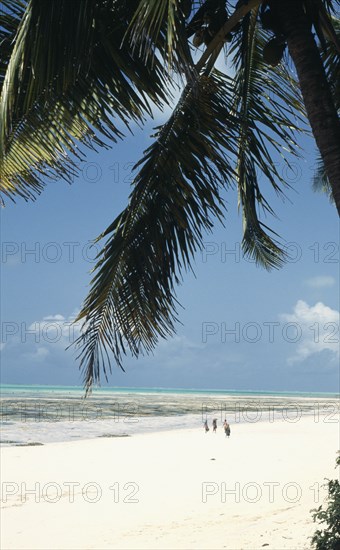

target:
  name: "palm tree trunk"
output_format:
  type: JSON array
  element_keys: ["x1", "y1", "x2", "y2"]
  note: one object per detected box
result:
[{"x1": 270, "y1": 0, "x2": 340, "y2": 216}]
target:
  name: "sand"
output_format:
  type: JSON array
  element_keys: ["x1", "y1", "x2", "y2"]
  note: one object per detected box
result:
[{"x1": 1, "y1": 415, "x2": 339, "y2": 550}]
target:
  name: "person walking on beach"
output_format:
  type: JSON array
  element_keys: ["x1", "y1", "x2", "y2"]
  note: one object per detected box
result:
[
  {"x1": 212, "y1": 418, "x2": 217, "y2": 433},
  {"x1": 223, "y1": 419, "x2": 231, "y2": 438},
  {"x1": 204, "y1": 420, "x2": 209, "y2": 433}
]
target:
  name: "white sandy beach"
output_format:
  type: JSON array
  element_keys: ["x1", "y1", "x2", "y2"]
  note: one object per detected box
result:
[{"x1": 1, "y1": 415, "x2": 339, "y2": 550}]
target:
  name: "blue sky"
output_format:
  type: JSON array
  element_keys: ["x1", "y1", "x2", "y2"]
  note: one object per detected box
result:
[{"x1": 1, "y1": 99, "x2": 339, "y2": 392}]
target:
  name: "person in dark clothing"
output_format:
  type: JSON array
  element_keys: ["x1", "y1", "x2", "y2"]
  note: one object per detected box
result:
[{"x1": 223, "y1": 419, "x2": 231, "y2": 437}]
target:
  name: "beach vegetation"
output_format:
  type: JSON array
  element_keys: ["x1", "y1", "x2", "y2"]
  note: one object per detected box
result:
[{"x1": 311, "y1": 454, "x2": 340, "y2": 550}]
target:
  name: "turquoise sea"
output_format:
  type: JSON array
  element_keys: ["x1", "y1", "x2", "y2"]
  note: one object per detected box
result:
[{"x1": 1, "y1": 384, "x2": 339, "y2": 446}]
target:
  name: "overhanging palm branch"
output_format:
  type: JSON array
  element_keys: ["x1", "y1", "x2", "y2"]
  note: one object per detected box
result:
[
  {"x1": 125, "y1": 0, "x2": 195, "y2": 78},
  {"x1": 0, "y1": 0, "x2": 171, "y2": 202},
  {"x1": 0, "y1": 1, "x2": 26, "y2": 89},
  {"x1": 322, "y1": 15, "x2": 340, "y2": 110},
  {"x1": 312, "y1": 155, "x2": 335, "y2": 202},
  {"x1": 229, "y1": 7, "x2": 306, "y2": 267},
  {"x1": 73, "y1": 72, "x2": 238, "y2": 393},
  {"x1": 311, "y1": 14, "x2": 339, "y2": 202}
]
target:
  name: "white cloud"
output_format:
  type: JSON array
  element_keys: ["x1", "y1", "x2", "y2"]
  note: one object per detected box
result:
[
  {"x1": 10, "y1": 311, "x2": 84, "y2": 366},
  {"x1": 305, "y1": 276, "x2": 335, "y2": 288},
  {"x1": 280, "y1": 300, "x2": 339, "y2": 363},
  {"x1": 157, "y1": 335, "x2": 204, "y2": 352},
  {"x1": 42, "y1": 314, "x2": 65, "y2": 321},
  {"x1": 27, "y1": 312, "x2": 82, "y2": 349}
]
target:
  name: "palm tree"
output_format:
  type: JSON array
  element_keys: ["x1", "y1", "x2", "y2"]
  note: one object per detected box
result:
[{"x1": 1, "y1": 0, "x2": 339, "y2": 392}]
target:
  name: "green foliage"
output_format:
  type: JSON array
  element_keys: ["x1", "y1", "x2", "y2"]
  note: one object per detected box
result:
[
  {"x1": 1, "y1": 1, "x2": 339, "y2": 390},
  {"x1": 311, "y1": 455, "x2": 340, "y2": 550},
  {"x1": 312, "y1": 156, "x2": 335, "y2": 204},
  {"x1": 74, "y1": 72, "x2": 239, "y2": 392},
  {"x1": 229, "y1": 7, "x2": 305, "y2": 268},
  {"x1": 0, "y1": 0, "x2": 170, "y2": 201},
  {"x1": 312, "y1": 16, "x2": 339, "y2": 205}
]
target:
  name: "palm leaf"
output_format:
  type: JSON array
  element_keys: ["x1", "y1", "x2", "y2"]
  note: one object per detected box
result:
[
  {"x1": 73, "y1": 72, "x2": 239, "y2": 393},
  {"x1": 194, "y1": 0, "x2": 262, "y2": 73},
  {"x1": 0, "y1": 0, "x2": 26, "y2": 92},
  {"x1": 313, "y1": 155, "x2": 335, "y2": 202},
  {"x1": 322, "y1": 15, "x2": 340, "y2": 110},
  {"x1": 0, "y1": 0, "x2": 171, "y2": 202},
  {"x1": 228, "y1": 7, "x2": 307, "y2": 268},
  {"x1": 311, "y1": 14, "x2": 338, "y2": 202},
  {"x1": 125, "y1": 0, "x2": 195, "y2": 79}
]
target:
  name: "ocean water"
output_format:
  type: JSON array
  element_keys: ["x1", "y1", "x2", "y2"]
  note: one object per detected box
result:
[{"x1": 1, "y1": 385, "x2": 339, "y2": 446}]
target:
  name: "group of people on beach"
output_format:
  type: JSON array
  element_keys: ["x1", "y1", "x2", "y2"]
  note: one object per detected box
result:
[{"x1": 203, "y1": 418, "x2": 230, "y2": 437}]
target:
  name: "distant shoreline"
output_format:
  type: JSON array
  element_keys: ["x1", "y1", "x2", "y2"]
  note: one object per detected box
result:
[
  {"x1": 1, "y1": 383, "x2": 339, "y2": 398},
  {"x1": 1, "y1": 385, "x2": 338, "y2": 447}
]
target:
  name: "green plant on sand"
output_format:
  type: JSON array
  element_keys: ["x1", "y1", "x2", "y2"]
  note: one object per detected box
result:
[{"x1": 311, "y1": 453, "x2": 340, "y2": 550}]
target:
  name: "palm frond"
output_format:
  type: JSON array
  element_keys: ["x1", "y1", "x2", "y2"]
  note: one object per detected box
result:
[
  {"x1": 312, "y1": 155, "x2": 335, "y2": 202},
  {"x1": 321, "y1": 0, "x2": 337, "y2": 14},
  {"x1": 0, "y1": 0, "x2": 26, "y2": 93},
  {"x1": 195, "y1": 0, "x2": 262, "y2": 73},
  {"x1": 322, "y1": 15, "x2": 340, "y2": 110},
  {"x1": 311, "y1": 13, "x2": 338, "y2": 203},
  {"x1": 0, "y1": 0, "x2": 171, "y2": 203},
  {"x1": 228, "y1": 7, "x2": 307, "y2": 268},
  {"x1": 72, "y1": 72, "x2": 238, "y2": 393},
  {"x1": 314, "y1": 0, "x2": 340, "y2": 53},
  {"x1": 125, "y1": 0, "x2": 195, "y2": 79}
]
